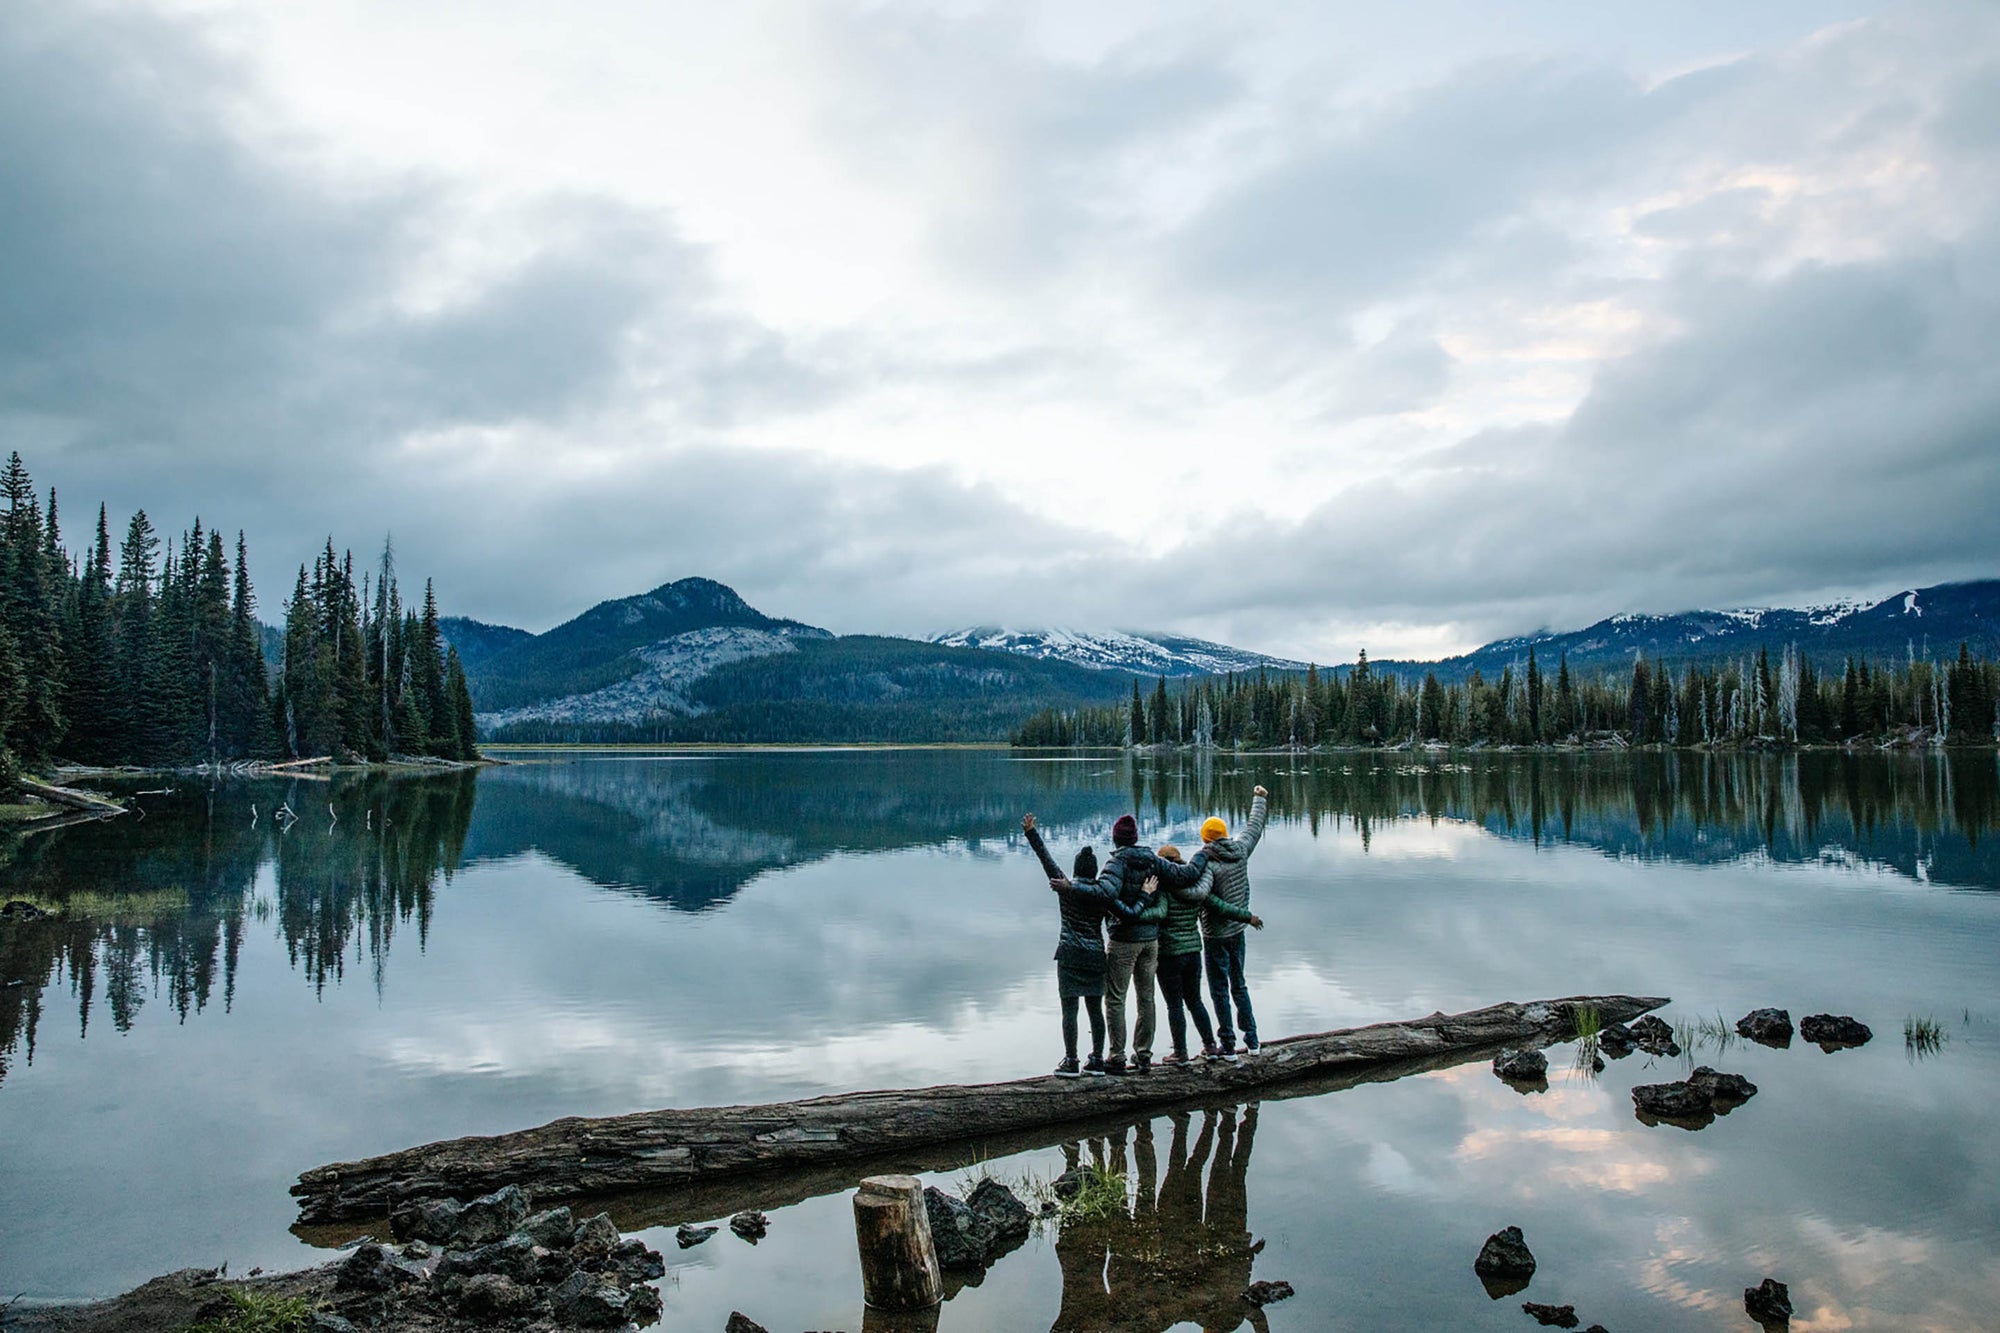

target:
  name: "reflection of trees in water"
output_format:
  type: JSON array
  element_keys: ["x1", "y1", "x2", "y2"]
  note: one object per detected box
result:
[
  {"x1": 1052, "y1": 1105, "x2": 1266, "y2": 1333},
  {"x1": 1127, "y1": 750, "x2": 2000, "y2": 890},
  {"x1": 0, "y1": 772, "x2": 475, "y2": 1085}
]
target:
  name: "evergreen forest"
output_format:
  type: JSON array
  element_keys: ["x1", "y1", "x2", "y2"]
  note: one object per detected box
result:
[
  {"x1": 0, "y1": 452, "x2": 478, "y2": 784},
  {"x1": 1014, "y1": 643, "x2": 2000, "y2": 751}
]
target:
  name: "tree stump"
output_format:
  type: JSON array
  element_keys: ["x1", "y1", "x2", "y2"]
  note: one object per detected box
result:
[{"x1": 853, "y1": 1175, "x2": 942, "y2": 1312}]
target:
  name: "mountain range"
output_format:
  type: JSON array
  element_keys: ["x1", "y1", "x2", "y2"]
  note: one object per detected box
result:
[
  {"x1": 1370, "y1": 580, "x2": 2000, "y2": 683},
  {"x1": 443, "y1": 576, "x2": 2000, "y2": 742}
]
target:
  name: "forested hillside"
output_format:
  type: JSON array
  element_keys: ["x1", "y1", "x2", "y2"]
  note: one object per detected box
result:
[{"x1": 0, "y1": 452, "x2": 476, "y2": 782}]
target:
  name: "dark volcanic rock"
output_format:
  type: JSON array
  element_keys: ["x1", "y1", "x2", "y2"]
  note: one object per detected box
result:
[
  {"x1": 436, "y1": 1234, "x2": 539, "y2": 1284},
  {"x1": 608, "y1": 1236, "x2": 666, "y2": 1282},
  {"x1": 1052, "y1": 1165, "x2": 1084, "y2": 1199},
  {"x1": 967, "y1": 1178, "x2": 1033, "y2": 1243},
  {"x1": 1474, "y1": 1226, "x2": 1538, "y2": 1283},
  {"x1": 1745, "y1": 1276, "x2": 1793, "y2": 1326},
  {"x1": 726, "y1": 1314, "x2": 771, "y2": 1333},
  {"x1": 454, "y1": 1273, "x2": 534, "y2": 1320},
  {"x1": 570, "y1": 1211, "x2": 620, "y2": 1261},
  {"x1": 333, "y1": 1243, "x2": 424, "y2": 1294},
  {"x1": 1597, "y1": 1022, "x2": 1635, "y2": 1058},
  {"x1": 1244, "y1": 1280, "x2": 1295, "y2": 1306},
  {"x1": 1522, "y1": 1302, "x2": 1579, "y2": 1328},
  {"x1": 1628, "y1": 1014, "x2": 1681, "y2": 1056},
  {"x1": 550, "y1": 1270, "x2": 632, "y2": 1327},
  {"x1": 388, "y1": 1197, "x2": 461, "y2": 1245},
  {"x1": 453, "y1": 1184, "x2": 530, "y2": 1247},
  {"x1": 397, "y1": 1240, "x2": 431, "y2": 1261},
  {"x1": 676, "y1": 1223, "x2": 719, "y2": 1248},
  {"x1": 1493, "y1": 1047, "x2": 1549, "y2": 1081},
  {"x1": 515, "y1": 1205, "x2": 574, "y2": 1249},
  {"x1": 307, "y1": 1313, "x2": 359, "y2": 1333},
  {"x1": 1736, "y1": 1007, "x2": 1794, "y2": 1047},
  {"x1": 925, "y1": 1185, "x2": 999, "y2": 1270},
  {"x1": 729, "y1": 1209, "x2": 770, "y2": 1241},
  {"x1": 1632, "y1": 1080, "x2": 1715, "y2": 1124},
  {"x1": 1688, "y1": 1066, "x2": 1758, "y2": 1108},
  {"x1": 1800, "y1": 1014, "x2": 1872, "y2": 1050}
]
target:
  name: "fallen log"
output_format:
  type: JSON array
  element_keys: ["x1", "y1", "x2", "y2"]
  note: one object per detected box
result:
[
  {"x1": 18, "y1": 777, "x2": 126, "y2": 817},
  {"x1": 293, "y1": 994, "x2": 1664, "y2": 1225}
]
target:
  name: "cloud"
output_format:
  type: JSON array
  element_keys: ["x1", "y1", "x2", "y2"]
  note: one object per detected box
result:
[{"x1": 4, "y1": 0, "x2": 1998, "y2": 661}]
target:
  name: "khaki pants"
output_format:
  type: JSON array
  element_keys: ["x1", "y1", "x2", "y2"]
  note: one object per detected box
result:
[{"x1": 1105, "y1": 939, "x2": 1159, "y2": 1061}]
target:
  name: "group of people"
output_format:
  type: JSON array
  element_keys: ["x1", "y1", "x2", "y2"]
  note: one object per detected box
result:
[{"x1": 1023, "y1": 785, "x2": 1269, "y2": 1076}]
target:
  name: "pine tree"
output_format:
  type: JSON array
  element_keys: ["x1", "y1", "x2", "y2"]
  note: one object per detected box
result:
[
  {"x1": 0, "y1": 453, "x2": 67, "y2": 763},
  {"x1": 446, "y1": 647, "x2": 479, "y2": 760}
]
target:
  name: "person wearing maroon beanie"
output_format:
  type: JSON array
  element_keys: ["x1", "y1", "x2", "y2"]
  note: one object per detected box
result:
[{"x1": 1058, "y1": 812, "x2": 1204, "y2": 1074}]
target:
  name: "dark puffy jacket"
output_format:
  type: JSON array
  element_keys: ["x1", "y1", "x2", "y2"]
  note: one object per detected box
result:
[
  {"x1": 1161, "y1": 856, "x2": 1253, "y2": 954},
  {"x1": 1093, "y1": 844, "x2": 1203, "y2": 944},
  {"x1": 1199, "y1": 793, "x2": 1268, "y2": 940},
  {"x1": 1027, "y1": 823, "x2": 1156, "y2": 958}
]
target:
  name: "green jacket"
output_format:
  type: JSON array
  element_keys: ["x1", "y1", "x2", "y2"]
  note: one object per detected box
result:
[{"x1": 1162, "y1": 857, "x2": 1253, "y2": 955}]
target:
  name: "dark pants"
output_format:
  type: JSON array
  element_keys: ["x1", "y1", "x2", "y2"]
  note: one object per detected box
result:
[
  {"x1": 1204, "y1": 933, "x2": 1256, "y2": 1050},
  {"x1": 1061, "y1": 994, "x2": 1105, "y2": 1059},
  {"x1": 1156, "y1": 949, "x2": 1216, "y2": 1055}
]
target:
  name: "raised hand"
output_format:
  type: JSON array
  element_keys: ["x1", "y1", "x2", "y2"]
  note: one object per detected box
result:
[
  {"x1": 1023, "y1": 813, "x2": 1036, "y2": 833},
  {"x1": 1253, "y1": 785, "x2": 1268, "y2": 798}
]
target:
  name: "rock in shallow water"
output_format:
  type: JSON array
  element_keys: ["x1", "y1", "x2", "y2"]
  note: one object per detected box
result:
[
  {"x1": 1473, "y1": 1225, "x2": 1537, "y2": 1281},
  {"x1": 1522, "y1": 1301, "x2": 1579, "y2": 1328},
  {"x1": 453, "y1": 1272, "x2": 533, "y2": 1320},
  {"x1": 676, "y1": 1223, "x2": 719, "y2": 1248},
  {"x1": 725, "y1": 1314, "x2": 771, "y2": 1333},
  {"x1": 1628, "y1": 1014, "x2": 1681, "y2": 1056},
  {"x1": 1688, "y1": 1065, "x2": 1758, "y2": 1107},
  {"x1": 1736, "y1": 1007, "x2": 1794, "y2": 1046},
  {"x1": 515, "y1": 1204, "x2": 574, "y2": 1249},
  {"x1": 729, "y1": 1209, "x2": 769, "y2": 1241},
  {"x1": 925, "y1": 1185, "x2": 999, "y2": 1270},
  {"x1": 333, "y1": 1243, "x2": 425, "y2": 1294},
  {"x1": 1631, "y1": 1080, "x2": 1715, "y2": 1123},
  {"x1": 390, "y1": 1184, "x2": 529, "y2": 1248},
  {"x1": 1493, "y1": 1047, "x2": 1548, "y2": 1081},
  {"x1": 967, "y1": 1178, "x2": 1033, "y2": 1243},
  {"x1": 1800, "y1": 1013, "x2": 1872, "y2": 1050},
  {"x1": 550, "y1": 1270, "x2": 633, "y2": 1327}
]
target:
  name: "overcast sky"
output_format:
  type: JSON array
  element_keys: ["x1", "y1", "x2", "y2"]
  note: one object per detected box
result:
[{"x1": 5, "y1": 0, "x2": 1997, "y2": 662}]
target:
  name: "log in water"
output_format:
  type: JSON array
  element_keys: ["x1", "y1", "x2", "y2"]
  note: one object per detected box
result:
[{"x1": 291, "y1": 995, "x2": 1665, "y2": 1224}]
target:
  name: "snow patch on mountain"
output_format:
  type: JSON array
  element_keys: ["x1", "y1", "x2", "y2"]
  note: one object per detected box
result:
[
  {"x1": 476, "y1": 625, "x2": 818, "y2": 728},
  {"x1": 931, "y1": 627, "x2": 1307, "y2": 677}
]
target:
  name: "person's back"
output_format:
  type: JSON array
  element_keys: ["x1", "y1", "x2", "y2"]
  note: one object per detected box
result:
[{"x1": 1198, "y1": 786, "x2": 1269, "y2": 1058}]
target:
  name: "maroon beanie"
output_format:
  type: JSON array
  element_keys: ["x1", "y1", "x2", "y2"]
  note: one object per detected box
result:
[{"x1": 1112, "y1": 814, "x2": 1139, "y2": 847}]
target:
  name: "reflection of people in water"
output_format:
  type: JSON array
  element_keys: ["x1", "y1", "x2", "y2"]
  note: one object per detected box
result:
[{"x1": 1049, "y1": 1104, "x2": 1268, "y2": 1333}]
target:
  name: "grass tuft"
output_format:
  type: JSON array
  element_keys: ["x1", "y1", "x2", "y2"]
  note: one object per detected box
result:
[
  {"x1": 184, "y1": 1290, "x2": 317, "y2": 1333},
  {"x1": 1060, "y1": 1163, "x2": 1130, "y2": 1224},
  {"x1": 1905, "y1": 1014, "x2": 1947, "y2": 1059}
]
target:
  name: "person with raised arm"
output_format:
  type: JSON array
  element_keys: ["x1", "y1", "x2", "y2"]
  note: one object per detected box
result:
[
  {"x1": 1023, "y1": 813, "x2": 1162, "y2": 1078},
  {"x1": 1199, "y1": 784, "x2": 1271, "y2": 1060}
]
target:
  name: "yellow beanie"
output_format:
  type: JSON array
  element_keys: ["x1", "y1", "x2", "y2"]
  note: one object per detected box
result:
[{"x1": 1201, "y1": 817, "x2": 1228, "y2": 843}]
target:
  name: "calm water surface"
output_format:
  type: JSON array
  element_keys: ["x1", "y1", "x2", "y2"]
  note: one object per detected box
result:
[{"x1": 2, "y1": 749, "x2": 1998, "y2": 1330}]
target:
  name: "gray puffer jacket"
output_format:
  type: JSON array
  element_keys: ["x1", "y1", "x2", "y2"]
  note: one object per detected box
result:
[{"x1": 1199, "y1": 793, "x2": 1268, "y2": 940}]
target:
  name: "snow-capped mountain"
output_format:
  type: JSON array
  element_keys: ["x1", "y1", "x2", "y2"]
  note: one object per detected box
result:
[
  {"x1": 929, "y1": 627, "x2": 1309, "y2": 678},
  {"x1": 1384, "y1": 580, "x2": 2000, "y2": 681}
]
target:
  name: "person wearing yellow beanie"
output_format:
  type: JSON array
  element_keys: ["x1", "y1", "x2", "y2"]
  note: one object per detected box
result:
[
  {"x1": 1198, "y1": 785, "x2": 1270, "y2": 1059},
  {"x1": 1201, "y1": 816, "x2": 1228, "y2": 843}
]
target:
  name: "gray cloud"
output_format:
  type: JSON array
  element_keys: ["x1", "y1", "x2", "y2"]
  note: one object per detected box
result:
[{"x1": 4, "y1": 0, "x2": 1997, "y2": 662}]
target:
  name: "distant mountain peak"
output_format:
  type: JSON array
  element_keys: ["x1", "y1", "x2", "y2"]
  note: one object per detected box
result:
[{"x1": 930, "y1": 626, "x2": 1307, "y2": 677}]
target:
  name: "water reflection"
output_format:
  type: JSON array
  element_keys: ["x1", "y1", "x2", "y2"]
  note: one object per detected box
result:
[
  {"x1": 0, "y1": 772, "x2": 475, "y2": 1087},
  {"x1": 1053, "y1": 1106, "x2": 1265, "y2": 1333}
]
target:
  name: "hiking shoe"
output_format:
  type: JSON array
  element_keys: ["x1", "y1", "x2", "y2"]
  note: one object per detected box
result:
[
  {"x1": 1159, "y1": 1051, "x2": 1189, "y2": 1068},
  {"x1": 1243, "y1": 1037, "x2": 1262, "y2": 1057},
  {"x1": 1133, "y1": 1054, "x2": 1152, "y2": 1076},
  {"x1": 1054, "y1": 1056, "x2": 1081, "y2": 1078},
  {"x1": 1218, "y1": 1045, "x2": 1240, "y2": 1063},
  {"x1": 1103, "y1": 1055, "x2": 1128, "y2": 1076},
  {"x1": 1082, "y1": 1055, "x2": 1108, "y2": 1077},
  {"x1": 1200, "y1": 1043, "x2": 1221, "y2": 1062}
]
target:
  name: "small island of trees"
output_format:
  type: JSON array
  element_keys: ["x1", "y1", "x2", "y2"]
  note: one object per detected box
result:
[{"x1": 0, "y1": 451, "x2": 477, "y2": 788}]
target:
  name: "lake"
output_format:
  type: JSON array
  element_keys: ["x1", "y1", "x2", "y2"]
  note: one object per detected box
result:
[{"x1": 3, "y1": 749, "x2": 1998, "y2": 1330}]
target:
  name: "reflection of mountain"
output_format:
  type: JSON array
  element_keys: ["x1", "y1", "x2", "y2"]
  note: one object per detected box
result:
[
  {"x1": 0, "y1": 773, "x2": 476, "y2": 1086},
  {"x1": 460, "y1": 753, "x2": 1128, "y2": 909},
  {"x1": 1052, "y1": 1105, "x2": 1268, "y2": 1333}
]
